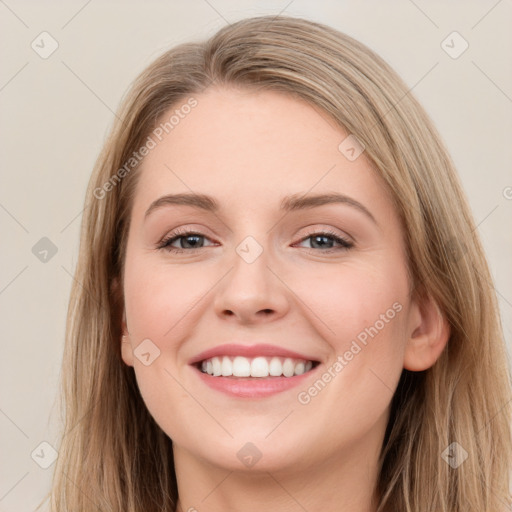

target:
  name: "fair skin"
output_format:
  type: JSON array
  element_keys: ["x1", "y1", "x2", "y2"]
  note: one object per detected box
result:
[{"x1": 119, "y1": 86, "x2": 449, "y2": 512}]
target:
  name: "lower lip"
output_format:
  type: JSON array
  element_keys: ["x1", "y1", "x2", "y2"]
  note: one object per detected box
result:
[{"x1": 192, "y1": 365, "x2": 320, "y2": 398}]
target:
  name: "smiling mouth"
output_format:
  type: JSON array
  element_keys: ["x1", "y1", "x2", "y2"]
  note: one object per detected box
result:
[{"x1": 195, "y1": 355, "x2": 320, "y2": 378}]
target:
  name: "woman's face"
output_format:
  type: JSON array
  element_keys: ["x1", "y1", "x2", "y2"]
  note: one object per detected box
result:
[{"x1": 120, "y1": 86, "x2": 418, "y2": 474}]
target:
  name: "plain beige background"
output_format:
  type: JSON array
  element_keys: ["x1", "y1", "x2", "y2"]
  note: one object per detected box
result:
[{"x1": 0, "y1": 1, "x2": 511, "y2": 510}]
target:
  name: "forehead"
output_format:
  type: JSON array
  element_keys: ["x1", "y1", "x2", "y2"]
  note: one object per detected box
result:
[{"x1": 131, "y1": 86, "x2": 392, "y2": 219}]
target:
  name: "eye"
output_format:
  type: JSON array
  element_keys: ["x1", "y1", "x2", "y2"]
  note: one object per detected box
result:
[
  {"x1": 157, "y1": 228, "x2": 354, "y2": 254},
  {"x1": 157, "y1": 229, "x2": 217, "y2": 253},
  {"x1": 294, "y1": 230, "x2": 353, "y2": 253}
]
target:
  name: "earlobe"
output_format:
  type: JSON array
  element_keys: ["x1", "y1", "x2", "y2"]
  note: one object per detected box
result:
[
  {"x1": 121, "y1": 332, "x2": 134, "y2": 367},
  {"x1": 119, "y1": 307, "x2": 134, "y2": 367},
  {"x1": 403, "y1": 294, "x2": 450, "y2": 372},
  {"x1": 112, "y1": 277, "x2": 134, "y2": 367}
]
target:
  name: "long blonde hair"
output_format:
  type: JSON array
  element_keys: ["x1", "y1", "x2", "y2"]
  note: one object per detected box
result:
[{"x1": 45, "y1": 15, "x2": 512, "y2": 511}]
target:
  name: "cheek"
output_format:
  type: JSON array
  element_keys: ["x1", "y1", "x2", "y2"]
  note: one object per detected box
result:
[
  {"x1": 292, "y1": 263, "x2": 408, "y2": 441},
  {"x1": 291, "y1": 258, "x2": 408, "y2": 353},
  {"x1": 123, "y1": 251, "x2": 208, "y2": 342},
  {"x1": 122, "y1": 252, "x2": 204, "y2": 438},
  {"x1": 122, "y1": 251, "x2": 222, "y2": 426}
]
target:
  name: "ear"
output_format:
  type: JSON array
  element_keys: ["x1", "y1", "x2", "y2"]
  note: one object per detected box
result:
[
  {"x1": 111, "y1": 276, "x2": 134, "y2": 367},
  {"x1": 403, "y1": 293, "x2": 450, "y2": 371},
  {"x1": 120, "y1": 309, "x2": 134, "y2": 367}
]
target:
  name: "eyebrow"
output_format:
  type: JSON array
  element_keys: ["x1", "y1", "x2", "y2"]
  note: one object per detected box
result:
[{"x1": 144, "y1": 192, "x2": 377, "y2": 224}]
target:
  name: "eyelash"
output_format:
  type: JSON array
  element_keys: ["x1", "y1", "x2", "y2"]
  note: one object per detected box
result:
[{"x1": 156, "y1": 227, "x2": 354, "y2": 254}]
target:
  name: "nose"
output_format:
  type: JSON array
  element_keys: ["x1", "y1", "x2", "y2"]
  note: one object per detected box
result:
[{"x1": 213, "y1": 244, "x2": 290, "y2": 325}]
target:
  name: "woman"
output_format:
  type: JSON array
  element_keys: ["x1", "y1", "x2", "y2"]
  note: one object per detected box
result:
[{"x1": 46, "y1": 15, "x2": 511, "y2": 512}]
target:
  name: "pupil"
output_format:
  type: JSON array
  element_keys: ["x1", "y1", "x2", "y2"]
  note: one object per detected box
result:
[
  {"x1": 312, "y1": 235, "x2": 333, "y2": 249},
  {"x1": 183, "y1": 235, "x2": 202, "y2": 248}
]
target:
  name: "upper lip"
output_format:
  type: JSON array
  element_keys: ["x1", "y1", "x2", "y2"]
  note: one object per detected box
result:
[{"x1": 188, "y1": 343, "x2": 320, "y2": 366}]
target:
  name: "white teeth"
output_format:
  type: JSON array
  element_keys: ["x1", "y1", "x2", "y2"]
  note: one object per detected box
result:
[
  {"x1": 294, "y1": 361, "x2": 305, "y2": 375},
  {"x1": 232, "y1": 356, "x2": 251, "y2": 377},
  {"x1": 250, "y1": 357, "x2": 269, "y2": 377},
  {"x1": 212, "y1": 357, "x2": 222, "y2": 376},
  {"x1": 282, "y1": 358, "x2": 295, "y2": 377},
  {"x1": 199, "y1": 355, "x2": 316, "y2": 378},
  {"x1": 221, "y1": 356, "x2": 232, "y2": 376},
  {"x1": 269, "y1": 357, "x2": 282, "y2": 376}
]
